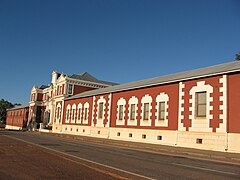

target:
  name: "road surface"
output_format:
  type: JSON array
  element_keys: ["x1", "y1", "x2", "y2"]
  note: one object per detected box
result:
[{"x1": 0, "y1": 130, "x2": 239, "y2": 179}]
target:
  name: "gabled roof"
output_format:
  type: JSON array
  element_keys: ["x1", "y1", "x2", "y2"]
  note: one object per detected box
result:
[
  {"x1": 39, "y1": 85, "x2": 50, "y2": 89},
  {"x1": 66, "y1": 60, "x2": 240, "y2": 101},
  {"x1": 69, "y1": 72, "x2": 118, "y2": 86}
]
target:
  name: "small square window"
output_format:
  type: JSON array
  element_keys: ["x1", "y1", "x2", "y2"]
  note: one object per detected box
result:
[
  {"x1": 70, "y1": 128, "x2": 72, "y2": 131},
  {"x1": 65, "y1": 127, "x2": 67, "y2": 131},
  {"x1": 157, "y1": 136, "x2": 162, "y2": 140},
  {"x1": 83, "y1": 129, "x2": 85, "y2": 133},
  {"x1": 98, "y1": 130, "x2": 101, "y2": 134},
  {"x1": 142, "y1": 134, "x2": 146, "y2": 139},
  {"x1": 196, "y1": 138, "x2": 203, "y2": 144},
  {"x1": 129, "y1": 133, "x2": 133, "y2": 137},
  {"x1": 117, "y1": 132, "x2": 121, "y2": 136},
  {"x1": 76, "y1": 129, "x2": 78, "y2": 132}
]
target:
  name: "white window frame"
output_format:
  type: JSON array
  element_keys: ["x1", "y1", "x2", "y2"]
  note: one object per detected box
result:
[
  {"x1": 68, "y1": 84, "x2": 73, "y2": 95},
  {"x1": 71, "y1": 104, "x2": 76, "y2": 123},
  {"x1": 83, "y1": 102, "x2": 89, "y2": 124},
  {"x1": 195, "y1": 91, "x2": 207, "y2": 118},
  {"x1": 65, "y1": 104, "x2": 71, "y2": 123},
  {"x1": 116, "y1": 98, "x2": 126, "y2": 125},
  {"x1": 155, "y1": 92, "x2": 169, "y2": 127},
  {"x1": 76, "y1": 103, "x2": 82, "y2": 124},
  {"x1": 140, "y1": 94, "x2": 152, "y2": 126},
  {"x1": 128, "y1": 96, "x2": 138, "y2": 126}
]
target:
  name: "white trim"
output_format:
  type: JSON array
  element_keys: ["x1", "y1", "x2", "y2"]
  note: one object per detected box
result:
[
  {"x1": 76, "y1": 103, "x2": 82, "y2": 124},
  {"x1": 83, "y1": 102, "x2": 90, "y2": 124},
  {"x1": 96, "y1": 96, "x2": 106, "y2": 127},
  {"x1": 55, "y1": 103, "x2": 62, "y2": 124},
  {"x1": 140, "y1": 94, "x2": 152, "y2": 126},
  {"x1": 127, "y1": 96, "x2": 138, "y2": 126},
  {"x1": 155, "y1": 93, "x2": 169, "y2": 127},
  {"x1": 116, "y1": 97, "x2": 126, "y2": 126},
  {"x1": 65, "y1": 104, "x2": 71, "y2": 123},
  {"x1": 178, "y1": 82, "x2": 185, "y2": 131},
  {"x1": 106, "y1": 93, "x2": 112, "y2": 127},
  {"x1": 71, "y1": 104, "x2": 76, "y2": 124},
  {"x1": 189, "y1": 81, "x2": 213, "y2": 132},
  {"x1": 217, "y1": 75, "x2": 227, "y2": 132},
  {"x1": 92, "y1": 96, "x2": 96, "y2": 127}
]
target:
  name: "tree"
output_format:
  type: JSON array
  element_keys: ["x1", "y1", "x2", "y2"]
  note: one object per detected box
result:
[{"x1": 0, "y1": 99, "x2": 14, "y2": 124}]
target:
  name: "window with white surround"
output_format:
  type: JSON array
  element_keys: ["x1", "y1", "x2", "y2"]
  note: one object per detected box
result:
[
  {"x1": 140, "y1": 94, "x2": 152, "y2": 126},
  {"x1": 71, "y1": 104, "x2": 76, "y2": 123},
  {"x1": 155, "y1": 92, "x2": 169, "y2": 127},
  {"x1": 119, "y1": 105, "x2": 123, "y2": 120},
  {"x1": 59, "y1": 85, "x2": 62, "y2": 95},
  {"x1": 195, "y1": 91, "x2": 207, "y2": 118},
  {"x1": 66, "y1": 105, "x2": 71, "y2": 123},
  {"x1": 57, "y1": 107, "x2": 60, "y2": 119},
  {"x1": 77, "y1": 103, "x2": 82, "y2": 124},
  {"x1": 158, "y1": 102, "x2": 165, "y2": 120},
  {"x1": 98, "y1": 102, "x2": 103, "y2": 119},
  {"x1": 78, "y1": 107, "x2": 82, "y2": 120},
  {"x1": 96, "y1": 96, "x2": 106, "y2": 127},
  {"x1": 128, "y1": 96, "x2": 138, "y2": 126},
  {"x1": 68, "y1": 84, "x2": 73, "y2": 95},
  {"x1": 116, "y1": 98, "x2": 126, "y2": 125},
  {"x1": 143, "y1": 103, "x2": 150, "y2": 120},
  {"x1": 189, "y1": 81, "x2": 213, "y2": 132},
  {"x1": 72, "y1": 109, "x2": 75, "y2": 122},
  {"x1": 56, "y1": 103, "x2": 62, "y2": 124},
  {"x1": 130, "y1": 104, "x2": 136, "y2": 120},
  {"x1": 84, "y1": 108, "x2": 88, "y2": 120},
  {"x1": 83, "y1": 102, "x2": 89, "y2": 123}
]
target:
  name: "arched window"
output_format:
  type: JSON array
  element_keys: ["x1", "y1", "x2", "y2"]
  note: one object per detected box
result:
[
  {"x1": 127, "y1": 96, "x2": 138, "y2": 126},
  {"x1": 71, "y1": 104, "x2": 76, "y2": 124},
  {"x1": 140, "y1": 94, "x2": 152, "y2": 126},
  {"x1": 83, "y1": 102, "x2": 89, "y2": 124},
  {"x1": 65, "y1": 104, "x2": 71, "y2": 123},
  {"x1": 116, "y1": 98, "x2": 126, "y2": 125},
  {"x1": 76, "y1": 103, "x2": 82, "y2": 124},
  {"x1": 155, "y1": 92, "x2": 169, "y2": 127}
]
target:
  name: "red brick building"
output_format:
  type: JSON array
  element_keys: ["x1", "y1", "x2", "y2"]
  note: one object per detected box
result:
[
  {"x1": 28, "y1": 71, "x2": 117, "y2": 131},
  {"x1": 59, "y1": 61, "x2": 240, "y2": 153},
  {"x1": 6, "y1": 104, "x2": 29, "y2": 130},
  {"x1": 5, "y1": 60, "x2": 240, "y2": 153}
]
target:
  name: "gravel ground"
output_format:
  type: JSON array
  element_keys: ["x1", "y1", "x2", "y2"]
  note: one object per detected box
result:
[{"x1": 0, "y1": 135, "x2": 125, "y2": 180}]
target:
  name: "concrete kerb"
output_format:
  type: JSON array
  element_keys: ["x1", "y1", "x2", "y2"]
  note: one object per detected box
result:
[{"x1": 35, "y1": 131, "x2": 240, "y2": 165}]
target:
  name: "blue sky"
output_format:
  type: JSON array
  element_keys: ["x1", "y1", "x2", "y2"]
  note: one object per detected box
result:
[{"x1": 0, "y1": 0, "x2": 240, "y2": 104}]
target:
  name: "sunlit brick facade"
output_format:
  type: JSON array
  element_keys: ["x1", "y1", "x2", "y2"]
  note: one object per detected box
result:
[
  {"x1": 6, "y1": 60, "x2": 240, "y2": 153},
  {"x1": 58, "y1": 61, "x2": 240, "y2": 153}
]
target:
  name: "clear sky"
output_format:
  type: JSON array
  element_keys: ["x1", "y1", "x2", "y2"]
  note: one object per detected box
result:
[{"x1": 0, "y1": 0, "x2": 240, "y2": 104}]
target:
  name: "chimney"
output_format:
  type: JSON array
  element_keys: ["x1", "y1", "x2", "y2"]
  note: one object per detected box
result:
[{"x1": 52, "y1": 71, "x2": 58, "y2": 84}]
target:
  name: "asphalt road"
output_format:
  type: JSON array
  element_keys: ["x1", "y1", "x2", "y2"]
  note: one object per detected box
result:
[{"x1": 1, "y1": 130, "x2": 240, "y2": 180}]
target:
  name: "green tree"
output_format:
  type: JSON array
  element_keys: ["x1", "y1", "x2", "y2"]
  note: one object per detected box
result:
[{"x1": 0, "y1": 99, "x2": 14, "y2": 124}]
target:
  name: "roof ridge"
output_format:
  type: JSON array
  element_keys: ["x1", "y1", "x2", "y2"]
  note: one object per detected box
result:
[{"x1": 66, "y1": 60, "x2": 240, "y2": 100}]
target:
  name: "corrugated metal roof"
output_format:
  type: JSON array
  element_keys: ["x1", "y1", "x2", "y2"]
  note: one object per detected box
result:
[
  {"x1": 69, "y1": 72, "x2": 118, "y2": 86},
  {"x1": 66, "y1": 61, "x2": 240, "y2": 100},
  {"x1": 7, "y1": 104, "x2": 29, "y2": 110}
]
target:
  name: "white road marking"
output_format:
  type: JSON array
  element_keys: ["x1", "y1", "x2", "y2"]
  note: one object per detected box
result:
[
  {"x1": 172, "y1": 163, "x2": 238, "y2": 176},
  {"x1": 6, "y1": 135, "x2": 155, "y2": 180}
]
